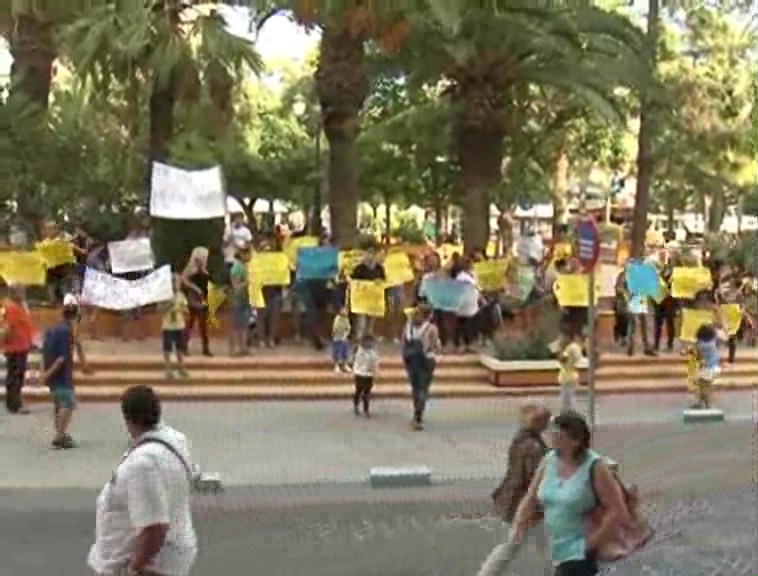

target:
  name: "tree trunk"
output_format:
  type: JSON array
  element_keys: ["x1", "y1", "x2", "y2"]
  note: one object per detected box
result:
[
  {"x1": 708, "y1": 188, "x2": 725, "y2": 233},
  {"x1": 434, "y1": 194, "x2": 443, "y2": 247},
  {"x1": 8, "y1": 13, "x2": 55, "y2": 112},
  {"x1": 315, "y1": 22, "x2": 368, "y2": 249},
  {"x1": 550, "y1": 148, "x2": 569, "y2": 238},
  {"x1": 452, "y1": 69, "x2": 506, "y2": 256},
  {"x1": 630, "y1": 0, "x2": 660, "y2": 259},
  {"x1": 146, "y1": 78, "x2": 176, "y2": 199}
]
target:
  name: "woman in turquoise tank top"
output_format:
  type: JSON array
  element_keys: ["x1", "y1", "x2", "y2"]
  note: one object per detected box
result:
[{"x1": 509, "y1": 411, "x2": 629, "y2": 576}]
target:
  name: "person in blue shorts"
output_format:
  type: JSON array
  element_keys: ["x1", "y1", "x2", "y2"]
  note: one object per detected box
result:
[{"x1": 41, "y1": 303, "x2": 80, "y2": 449}]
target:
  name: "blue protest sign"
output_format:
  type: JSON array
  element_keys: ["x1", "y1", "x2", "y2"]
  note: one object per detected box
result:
[
  {"x1": 425, "y1": 277, "x2": 476, "y2": 313},
  {"x1": 625, "y1": 259, "x2": 659, "y2": 298},
  {"x1": 296, "y1": 246, "x2": 338, "y2": 280}
]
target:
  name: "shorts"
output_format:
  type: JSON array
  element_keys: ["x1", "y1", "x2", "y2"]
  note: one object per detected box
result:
[
  {"x1": 231, "y1": 304, "x2": 251, "y2": 330},
  {"x1": 162, "y1": 330, "x2": 187, "y2": 354},
  {"x1": 50, "y1": 388, "x2": 77, "y2": 410}
]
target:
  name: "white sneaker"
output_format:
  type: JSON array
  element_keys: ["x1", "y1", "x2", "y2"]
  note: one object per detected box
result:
[{"x1": 334, "y1": 365, "x2": 342, "y2": 373}]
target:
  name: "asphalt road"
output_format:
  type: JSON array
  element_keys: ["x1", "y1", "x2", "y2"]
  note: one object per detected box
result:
[{"x1": 0, "y1": 482, "x2": 755, "y2": 576}]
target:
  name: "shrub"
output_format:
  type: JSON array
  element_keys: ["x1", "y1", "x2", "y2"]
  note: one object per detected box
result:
[{"x1": 488, "y1": 331, "x2": 555, "y2": 361}]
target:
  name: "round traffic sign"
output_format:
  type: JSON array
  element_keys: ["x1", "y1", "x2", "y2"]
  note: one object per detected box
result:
[{"x1": 576, "y1": 216, "x2": 600, "y2": 271}]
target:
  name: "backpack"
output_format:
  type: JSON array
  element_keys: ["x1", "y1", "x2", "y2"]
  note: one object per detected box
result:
[{"x1": 587, "y1": 458, "x2": 654, "y2": 562}]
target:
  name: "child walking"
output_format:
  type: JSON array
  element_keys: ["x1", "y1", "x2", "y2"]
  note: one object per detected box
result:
[
  {"x1": 352, "y1": 335, "x2": 379, "y2": 417},
  {"x1": 689, "y1": 322, "x2": 724, "y2": 409},
  {"x1": 331, "y1": 306, "x2": 352, "y2": 372},
  {"x1": 558, "y1": 333, "x2": 583, "y2": 411},
  {"x1": 162, "y1": 274, "x2": 189, "y2": 379}
]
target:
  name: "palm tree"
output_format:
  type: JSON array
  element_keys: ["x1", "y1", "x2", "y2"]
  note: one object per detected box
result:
[
  {"x1": 307, "y1": 6, "x2": 409, "y2": 248},
  {"x1": 630, "y1": 0, "x2": 660, "y2": 258},
  {"x1": 62, "y1": 1, "x2": 263, "y2": 197},
  {"x1": 397, "y1": 3, "x2": 644, "y2": 254}
]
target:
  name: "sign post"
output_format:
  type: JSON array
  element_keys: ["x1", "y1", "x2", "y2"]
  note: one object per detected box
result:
[{"x1": 575, "y1": 217, "x2": 601, "y2": 435}]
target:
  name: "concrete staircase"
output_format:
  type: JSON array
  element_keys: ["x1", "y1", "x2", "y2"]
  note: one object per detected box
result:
[{"x1": 2, "y1": 350, "x2": 755, "y2": 403}]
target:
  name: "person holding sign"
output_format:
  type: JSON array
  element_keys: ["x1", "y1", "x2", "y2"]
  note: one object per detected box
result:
[
  {"x1": 350, "y1": 248, "x2": 386, "y2": 340},
  {"x1": 161, "y1": 274, "x2": 190, "y2": 380},
  {"x1": 182, "y1": 247, "x2": 212, "y2": 357},
  {"x1": 453, "y1": 257, "x2": 481, "y2": 354},
  {"x1": 40, "y1": 220, "x2": 76, "y2": 305},
  {"x1": 229, "y1": 248, "x2": 251, "y2": 357},
  {"x1": 253, "y1": 241, "x2": 287, "y2": 348},
  {"x1": 402, "y1": 304, "x2": 440, "y2": 431},
  {"x1": 1, "y1": 284, "x2": 34, "y2": 415}
]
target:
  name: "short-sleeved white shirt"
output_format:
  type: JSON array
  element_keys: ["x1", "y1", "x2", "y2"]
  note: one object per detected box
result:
[
  {"x1": 223, "y1": 224, "x2": 252, "y2": 263},
  {"x1": 88, "y1": 424, "x2": 197, "y2": 576}
]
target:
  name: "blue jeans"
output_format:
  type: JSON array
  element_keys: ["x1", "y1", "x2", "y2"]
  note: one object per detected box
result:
[
  {"x1": 257, "y1": 287, "x2": 282, "y2": 342},
  {"x1": 404, "y1": 356, "x2": 435, "y2": 419},
  {"x1": 332, "y1": 340, "x2": 351, "y2": 364}
]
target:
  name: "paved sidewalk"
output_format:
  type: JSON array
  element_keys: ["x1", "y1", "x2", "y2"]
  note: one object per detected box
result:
[{"x1": 0, "y1": 393, "x2": 754, "y2": 490}]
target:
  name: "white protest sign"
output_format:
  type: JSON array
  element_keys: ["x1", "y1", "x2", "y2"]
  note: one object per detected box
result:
[
  {"x1": 108, "y1": 238, "x2": 155, "y2": 275},
  {"x1": 81, "y1": 269, "x2": 135, "y2": 310},
  {"x1": 150, "y1": 162, "x2": 226, "y2": 219},
  {"x1": 131, "y1": 265, "x2": 174, "y2": 307},
  {"x1": 81, "y1": 266, "x2": 174, "y2": 310}
]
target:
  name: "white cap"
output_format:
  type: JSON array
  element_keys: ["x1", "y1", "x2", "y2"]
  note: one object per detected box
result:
[{"x1": 63, "y1": 293, "x2": 79, "y2": 307}]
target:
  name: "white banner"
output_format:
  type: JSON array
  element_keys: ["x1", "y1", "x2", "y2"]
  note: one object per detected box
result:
[
  {"x1": 108, "y1": 238, "x2": 155, "y2": 275},
  {"x1": 82, "y1": 266, "x2": 174, "y2": 310},
  {"x1": 150, "y1": 162, "x2": 226, "y2": 220}
]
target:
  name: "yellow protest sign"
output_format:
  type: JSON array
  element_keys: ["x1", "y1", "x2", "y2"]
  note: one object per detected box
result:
[
  {"x1": 248, "y1": 282, "x2": 265, "y2": 309},
  {"x1": 719, "y1": 304, "x2": 742, "y2": 336},
  {"x1": 339, "y1": 249, "x2": 364, "y2": 277},
  {"x1": 349, "y1": 280, "x2": 386, "y2": 317},
  {"x1": 384, "y1": 252, "x2": 414, "y2": 286},
  {"x1": 680, "y1": 308, "x2": 715, "y2": 342},
  {"x1": 438, "y1": 243, "x2": 463, "y2": 264},
  {"x1": 250, "y1": 252, "x2": 290, "y2": 286},
  {"x1": 474, "y1": 259, "x2": 509, "y2": 291},
  {"x1": 0, "y1": 251, "x2": 47, "y2": 285},
  {"x1": 35, "y1": 239, "x2": 75, "y2": 268},
  {"x1": 206, "y1": 283, "x2": 227, "y2": 327},
  {"x1": 671, "y1": 267, "x2": 712, "y2": 299},
  {"x1": 486, "y1": 241, "x2": 497, "y2": 258},
  {"x1": 553, "y1": 274, "x2": 599, "y2": 307},
  {"x1": 284, "y1": 236, "x2": 318, "y2": 268}
]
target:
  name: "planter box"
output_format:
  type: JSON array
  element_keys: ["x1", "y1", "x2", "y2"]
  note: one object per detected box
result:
[{"x1": 480, "y1": 356, "x2": 589, "y2": 388}]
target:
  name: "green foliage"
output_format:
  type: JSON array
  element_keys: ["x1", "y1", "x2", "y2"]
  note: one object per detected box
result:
[
  {"x1": 392, "y1": 214, "x2": 425, "y2": 244},
  {"x1": 488, "y1": 331, "x2": 555, "y2": 362}
]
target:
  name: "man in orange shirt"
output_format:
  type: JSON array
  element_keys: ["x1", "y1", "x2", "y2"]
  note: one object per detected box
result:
[{"x1": 1, "y1": 284, "x2": 34, "y2": 414}]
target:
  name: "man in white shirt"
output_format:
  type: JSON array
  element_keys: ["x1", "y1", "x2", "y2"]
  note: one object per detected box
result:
[
  {"x1": 88, "y1": 386, "x2": 197, "y2": 576},
  {"x1": 223, "y1": 212, "x2": 252, "y2": 268}
]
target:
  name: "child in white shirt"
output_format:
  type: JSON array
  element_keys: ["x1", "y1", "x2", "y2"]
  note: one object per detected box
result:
[{"x1": 352, "y1": 335, "x2": 379, "y2": 417}]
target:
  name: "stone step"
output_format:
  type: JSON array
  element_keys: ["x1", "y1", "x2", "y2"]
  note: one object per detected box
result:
[
  {"x1": 6, "y1": 375, "x2": 754, "y2": 403},
  {"x1": 66, "y1": 368, "x2": 490, "y2": 387}
]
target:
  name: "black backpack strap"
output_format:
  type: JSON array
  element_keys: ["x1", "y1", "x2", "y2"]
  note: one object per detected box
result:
[{"x1": 128, "y1": 438, "x2": 194, "y2": 483}]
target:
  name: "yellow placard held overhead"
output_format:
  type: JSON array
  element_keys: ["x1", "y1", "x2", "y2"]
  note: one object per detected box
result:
[
  {"x1": 349, "y1": 280, "x2": 386, "y2": 318},
  {"x1": 284, "y1": 236, "x2": 319, "y2": 268},
  {"x1": 206, "y1": 282, "x2": 227, "y2": 327},
  {"x1": 35, "y1": 240, "x2": 75, "y2": 268},
  {"x1": 474, "y1": 259, "x2": 509, "y2": 291},
  {"x1": 553, "y1": 274, "x2": 599, "y2": 308},
  {"x1": 0, "y1": 251, "x2": 47, "y2": 285},
  {"x1": 671, "y1": 267, "x2": 712, "y2": 299},
  {"x1": 680, "y1": 308, "x2": 715, "y2": 342},
  {"x1": 384, "y1": 252, "x2": 414, "y2": 286},
  {"x1": 719, "y1": 304, "x2": 742, "y2": 336},
  {"x1": 250, "y1": 252, "x2": 290, "y2": 286},
  {"x1": 339, "y1": 249, "x2": 364, "y2": 278}
]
